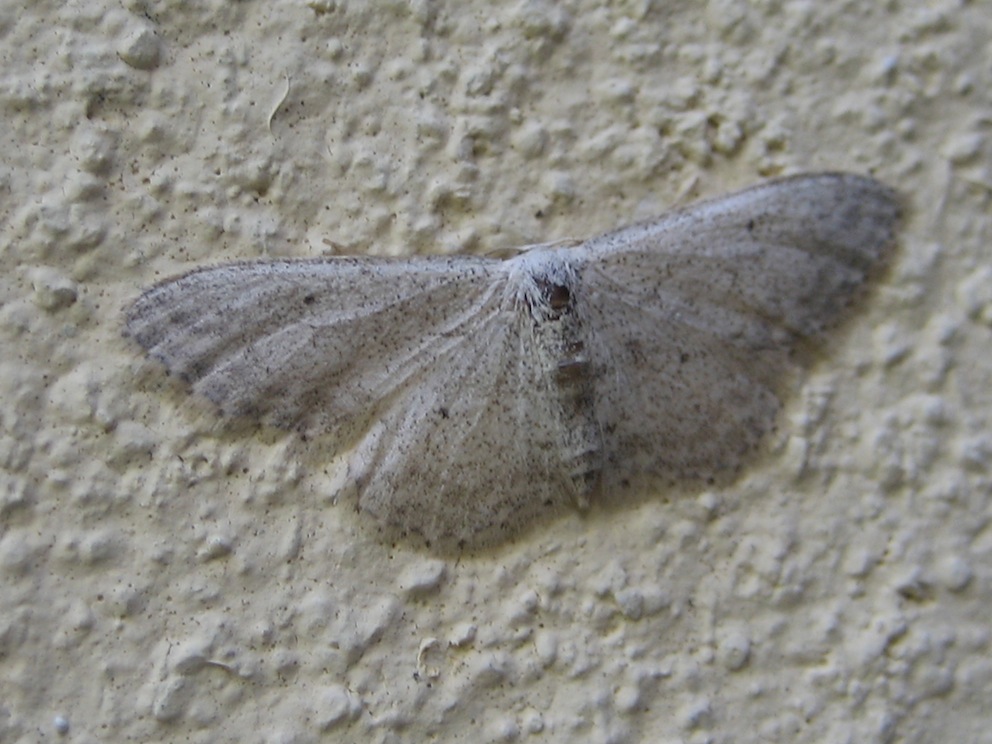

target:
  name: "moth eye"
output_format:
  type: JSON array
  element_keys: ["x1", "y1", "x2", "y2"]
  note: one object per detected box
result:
[
  {"x1": 534, "y1": 277, "x2": 571, "y2": 314},
  {"x1": 547, "y1": 283, "x2": 570, "y2": 310}
]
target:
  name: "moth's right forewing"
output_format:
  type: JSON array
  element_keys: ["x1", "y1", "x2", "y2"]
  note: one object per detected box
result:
[{"x1": 574, "y1": 173, "x2": 901, "y2": 487}]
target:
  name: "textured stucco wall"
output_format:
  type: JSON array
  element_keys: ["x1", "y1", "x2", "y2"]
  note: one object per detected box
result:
[{"x1": 1, "y1": 1, "x2": 989, "y2": 742}]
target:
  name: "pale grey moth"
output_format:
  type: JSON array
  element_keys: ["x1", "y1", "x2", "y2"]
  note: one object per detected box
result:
[{"x1": 125, "y1": 173, "x2": 901, "y2": 550}]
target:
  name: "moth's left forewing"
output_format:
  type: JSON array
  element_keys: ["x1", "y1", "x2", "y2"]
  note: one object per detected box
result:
[{"x1": 126, "y1": 257, "x2": 504, "y2": 439}]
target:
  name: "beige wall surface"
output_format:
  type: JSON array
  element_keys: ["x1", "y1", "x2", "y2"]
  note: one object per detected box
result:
[{"x1": 1, "y1": 1, "x2": 989, "y2": 742}]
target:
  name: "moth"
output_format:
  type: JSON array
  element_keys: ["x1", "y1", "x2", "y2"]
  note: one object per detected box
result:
[{"x1": 125, "y1": 173, "x2": 901, "y2": 550}]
